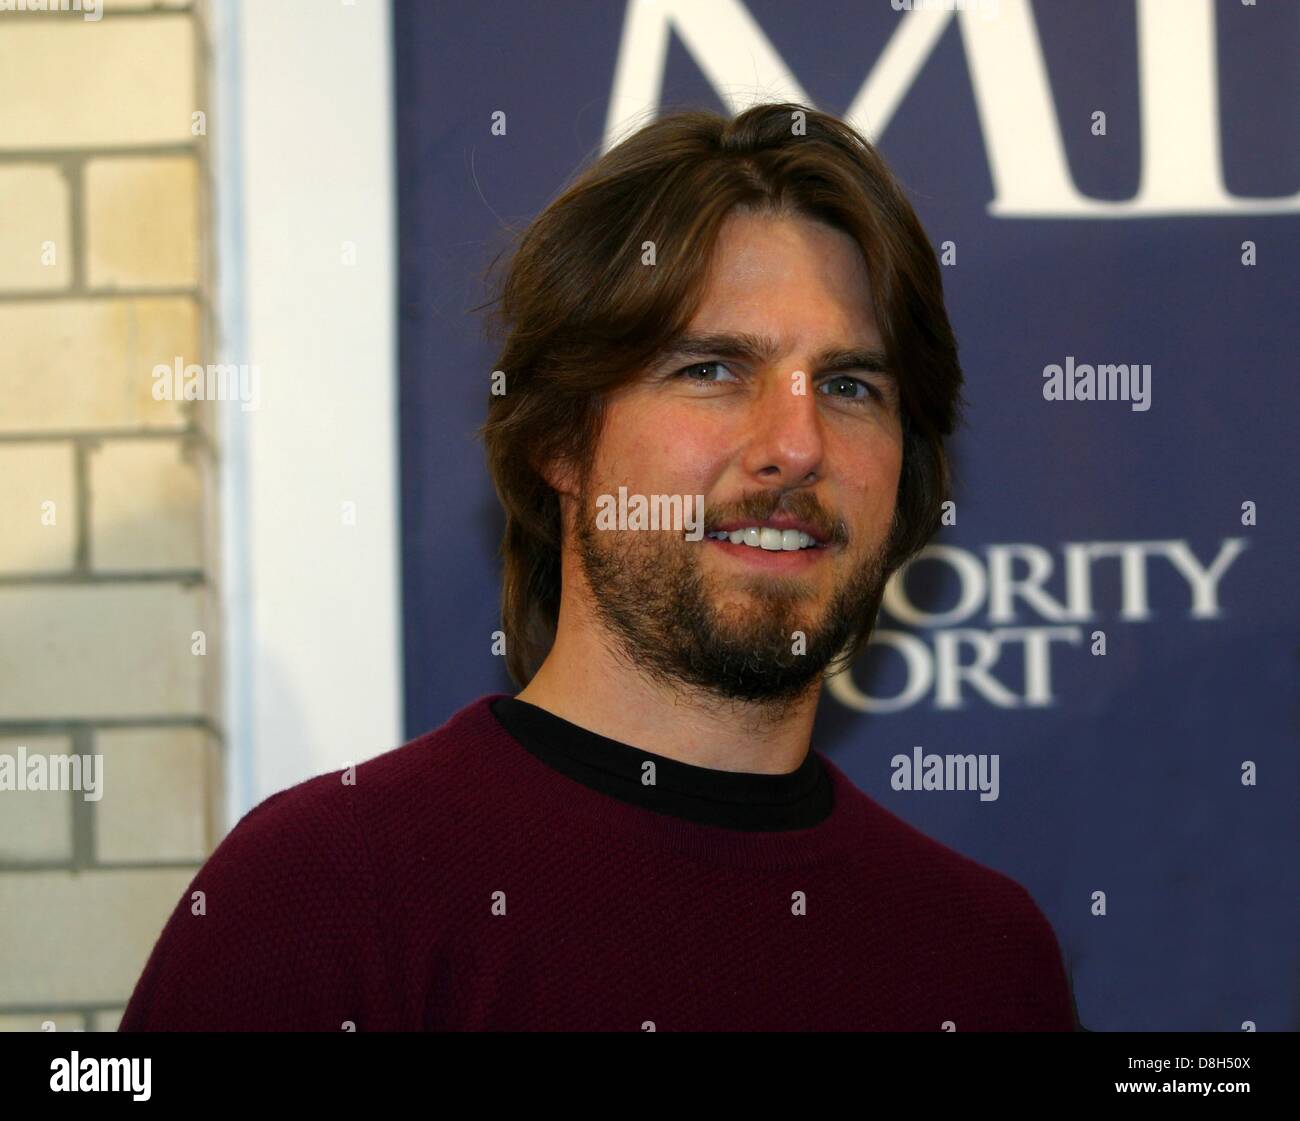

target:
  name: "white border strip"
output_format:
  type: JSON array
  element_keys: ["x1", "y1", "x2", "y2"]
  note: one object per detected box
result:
[{"x1": 216, "y1": 0, "x2": 403, "y2": 823}]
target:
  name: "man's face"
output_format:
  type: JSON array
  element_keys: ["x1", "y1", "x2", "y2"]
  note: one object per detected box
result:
[{"x1": 569, "y1": 208, "x2": 904, "y2": 704}]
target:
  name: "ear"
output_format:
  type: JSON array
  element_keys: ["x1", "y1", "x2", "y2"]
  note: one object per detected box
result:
[{"x1": 535, "y1": 452, "x2": 579, "y2": 499}]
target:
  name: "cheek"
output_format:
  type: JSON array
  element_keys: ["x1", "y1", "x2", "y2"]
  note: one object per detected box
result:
[
  {"x1": 846, "y1": 437, "x2": 903, "y2": 526},
  {"x1": 599, "y1": 404, "x2": 722, "y2": 488}
]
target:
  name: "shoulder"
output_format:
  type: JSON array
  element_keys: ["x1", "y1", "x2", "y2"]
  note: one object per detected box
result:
[
  {"x1": 824, "y1": 754, "x2": 1048, "y2": 911},
  {"x1": 194, "y1": 694, "x2": 508, "y2": 898},
  {"x1": 823, "y1": 758, "x2": 1075, "y2": 1028},
  {"x1": 118, "y1": 772, "x2": 382, "y2": 1029},
  {"x1": 864, "y1": 783, "x2": 1057, "y2": 936},
  {"x1": 202, "y1": 769, "x2": 361, "y2": 883},
  {"x1": 117, "y1": 696, "x2": 506, "y2": 1031},
  {"x1": 328, "y1": 694, "x2": 536, "y2": 863}
]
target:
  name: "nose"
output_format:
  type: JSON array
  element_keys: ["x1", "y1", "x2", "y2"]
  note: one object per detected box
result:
[{"x1": 739, "y1": 373, "x2": 825, "y2": 487}]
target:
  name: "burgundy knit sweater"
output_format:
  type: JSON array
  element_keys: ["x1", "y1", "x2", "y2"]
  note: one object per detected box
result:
[{"x1": 120, "y1": 693, "x2": 1075, "y2": 1031}]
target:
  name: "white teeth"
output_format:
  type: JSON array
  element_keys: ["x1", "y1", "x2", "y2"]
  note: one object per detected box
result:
[{"x1": 708, "y1": 527, "x2": 821, "y2": 550}]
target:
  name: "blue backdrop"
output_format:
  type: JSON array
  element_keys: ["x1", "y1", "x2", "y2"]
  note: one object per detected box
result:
[{"x1": 393, "y1": 0, "x2": 1299, "y2": 1031}]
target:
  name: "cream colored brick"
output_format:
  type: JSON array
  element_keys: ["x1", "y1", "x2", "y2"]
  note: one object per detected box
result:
[
  {"x1": 0, "y1": 584, "x2": 208, "y2": 720},
  {"x1": 104, "y1": 1, "x2": 193, "y2": 9},
  {"x1": 0, "y1": 868, "x2": 194, "y2": 1004},
  {"x1": 200, "y1": 433, "x2": 220, "y2": 567},
  {"x1": 86, "y1": 157, "x2": 199, "y2": 289},
  {"x1": 0, "y1": 443, "x2": 77, "y2": 575},
  {"x1": 0, "y1": 734, "x2": 75, "y2": 863},
  {"x1": 95, "y1": 727, "x2": 211, "y2": 863},
  {"x1": 0, "y1": 1013, "x2": 83, "y2": 1032},
  {"x1": 89, "y1": 438, "x2": 202, "y2": 570},
  {"x1": 91, "y1": 1008, "x2": 124, "y2": 1032},
  {"x1": 0, "y1": 20, "x2": 195, "y2": 149},
  {"x1": 0, "y1": 298, "x2": 195, "y2": 433},
  {"x1": 0, "y1": 165, "x2": 72, "y2": 291},
  {"x1": 192, "y1": 361, "x2": 219, "y2": 449}
]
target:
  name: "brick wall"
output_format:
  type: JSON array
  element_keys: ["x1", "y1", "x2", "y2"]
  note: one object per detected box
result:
[{"x1": 0, "y1": 0, "x2": 221, "y2": 1032}]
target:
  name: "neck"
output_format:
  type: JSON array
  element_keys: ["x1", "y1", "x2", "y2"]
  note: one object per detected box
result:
[{"x1": 516, "y1": 582, "x2": 821, "y2": 775}]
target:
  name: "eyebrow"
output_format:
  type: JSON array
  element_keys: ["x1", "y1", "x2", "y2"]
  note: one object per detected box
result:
[{"x1": 656, "y1": 331, "x2": 892, "y2": 378}]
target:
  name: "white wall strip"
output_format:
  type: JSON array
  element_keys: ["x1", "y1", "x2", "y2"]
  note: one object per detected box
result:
[{"x1": 215, "y1": 0, "x2": 403, "y2": 824}]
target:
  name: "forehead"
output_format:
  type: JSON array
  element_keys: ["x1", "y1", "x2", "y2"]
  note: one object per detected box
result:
[{"x1": 689, "y1": 209, "x2": 880, "y2": 346}]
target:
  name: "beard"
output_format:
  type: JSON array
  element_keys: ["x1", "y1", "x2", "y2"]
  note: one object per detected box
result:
[{"x1": 574, "y1": 479, "x2": 894, "y2": 706}]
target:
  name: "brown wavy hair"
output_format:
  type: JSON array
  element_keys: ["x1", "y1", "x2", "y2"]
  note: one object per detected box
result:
[{"x1": 477, "y1": 102, "x2": 964, "y2": 688}]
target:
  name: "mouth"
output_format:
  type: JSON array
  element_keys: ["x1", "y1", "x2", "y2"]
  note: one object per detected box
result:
[
  {"x1": 696, "y1": 522, "x2": 834, "y2": 571},
  {"x1": 704, "y1": 526, "x2": 825, "y2": 551}
]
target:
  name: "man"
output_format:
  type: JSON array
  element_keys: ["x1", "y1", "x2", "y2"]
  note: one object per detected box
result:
[{"x1": 122, "y1": 102, "x2": 1077, "y2": 1031}]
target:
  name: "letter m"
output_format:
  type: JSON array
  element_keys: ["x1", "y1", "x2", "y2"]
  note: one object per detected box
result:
[{"x1": 604, "y1": 0, "x2": 1299, "y2": 217}]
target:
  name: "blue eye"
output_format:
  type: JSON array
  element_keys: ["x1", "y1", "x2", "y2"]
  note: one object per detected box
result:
[
  {"x1": 818, "y1": 376, "x2": 876, "y2": 402},
  {"x1": 677, "y1": 361, "x2": 738, "y2": 383}
]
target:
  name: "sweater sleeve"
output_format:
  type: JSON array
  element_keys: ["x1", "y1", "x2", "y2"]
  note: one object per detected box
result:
[{"x1": 119, "y1": 775, "x2": 399, "y2": 1032}]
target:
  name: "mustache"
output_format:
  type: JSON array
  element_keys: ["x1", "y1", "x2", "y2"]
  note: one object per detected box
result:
[{"x1": 703, "y1": 492, "x2": 850, "y2": 547}]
